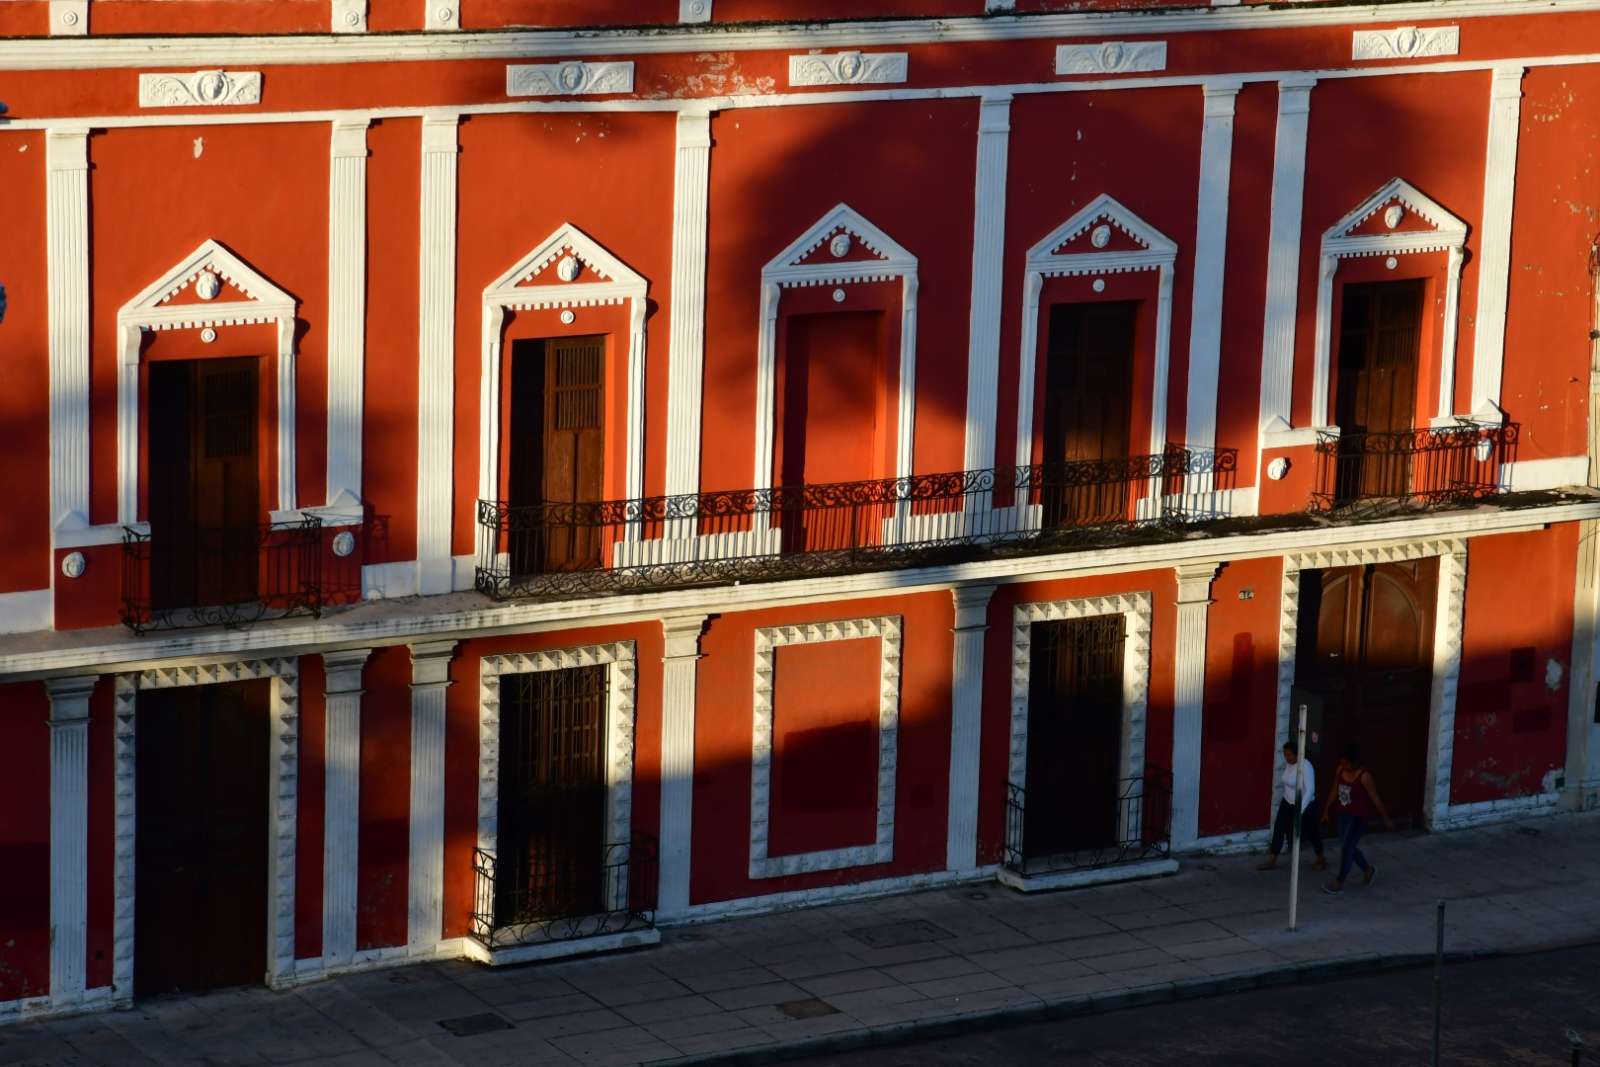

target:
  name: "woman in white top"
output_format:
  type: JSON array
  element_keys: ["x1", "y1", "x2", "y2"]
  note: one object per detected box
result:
[{"x1": 1256, "y1": 742, "x2": 1326, "y2": 871}]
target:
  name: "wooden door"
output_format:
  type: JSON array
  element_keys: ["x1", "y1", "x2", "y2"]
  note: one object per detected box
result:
[
  {"x1": 506, "y1": 338, "x2": 605, "y2": 574},
  {"x1": 1298, "y1": 559, "x2": 1437, "y2": 829},
  {"x1": 1024, "y1": 615, "x2": 1126, "y2": 859},
  {"x1": 148, "y1": 358, "x2": 260, "y2": 610},
  {"x1": 1041, "y1": 302, "x2": 1137, "y2": 526},
  {"x1": 134, "y1": 680, "x2": 271, "y2": 997},
  {"x1": 1334, "y1": 280, "x2": 1424, "y2": 503},
  {"x1": 496, "y1": 666, "x2": 609, "y2": 925}
]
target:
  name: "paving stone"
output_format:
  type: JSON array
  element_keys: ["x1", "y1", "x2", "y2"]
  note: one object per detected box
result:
[
  {"x1": 508, "y1": 1009, "x2": 633, "y2": 1042},
  {"x1": 907, "y1": 970, "x2": 1014, "y2": 999},
  {"x1": 1086, "y1": 948, "x2": 1179, "y2": 974},
  {"x1": 642, "y1": 1011, "x2": 756, "y2": 1042},
  {"x1": 585, "y1": 980, "x2": 693, "y2": 1008},
  {"x1": 704, "y1": 981, "x2": 809, "y2": 1011},
  {"x1": 1044, "y1": 931, "x2": 1148, "y2": 959},
  {"x1": 880, "y1": 954, "x2": 985, "y2": 984},
  {"x1": 663, "y1": 1027, "x2": 776, "y2": 1057},
  {"x1": 793, "y1": 968, "x2": 900, "y2": 997},
  {"x1": 496, "y1": 992, "x2": 606, "y2": 1022},
  {"x1": 613, "y1": 994, "x2": 722, "y2": 1026},
  {"x1": 673, "y1": 966, "x2": 783, "y2": 994}
]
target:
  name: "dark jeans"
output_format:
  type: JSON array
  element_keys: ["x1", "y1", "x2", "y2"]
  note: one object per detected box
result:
[
  {"x1": 1336, "y1": 813, "x2": 1371, "y2": 881},
  {"x1": 1268, "y1": 799, "x2": 1324, "y2": 858}
]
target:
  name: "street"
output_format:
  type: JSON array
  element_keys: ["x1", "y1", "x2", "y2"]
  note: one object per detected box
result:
[{"x1": 790, "y1": 943, "x2": 1600, "y2": 1066}]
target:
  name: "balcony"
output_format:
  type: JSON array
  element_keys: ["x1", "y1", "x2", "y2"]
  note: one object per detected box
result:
[
  {"x1": 470, "y1": 836, "x2": 658, "y2": 957},
  {"x1": 1311, "y1": 422, "x2": 1519, "y2": 517},
  {"x1": 476, "y1": 449, "x2": 1239, "y2": 602},
  {"x1": 1000, "y1": 767, "x2": 1173, "y2": 890}
]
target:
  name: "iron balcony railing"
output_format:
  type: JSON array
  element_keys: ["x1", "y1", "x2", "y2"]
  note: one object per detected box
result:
[
  {"x1": 1002, "y1": 766, "x2": 1173, "y2": 877},
  {"x1": 476, "y1": 449, "x2": 1237, "y2": 601},
  {"x1": 470, "y1": 835, "x2": 658, "y2": 951},
  {"x1": 1311, "y1": 422, "x2": 1518, "y2": 517}
]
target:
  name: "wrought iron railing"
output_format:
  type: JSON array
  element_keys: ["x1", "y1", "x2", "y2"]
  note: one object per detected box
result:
[
  {"x1": 121, "y1": 518, "x2": 326, "y2": 634},
  {"x1": 470, "y1": 835, "x2": 658, "y2": 951},
  {"x1": 477, "y1": 449, "x2": 1237, "y2": 601},
  {"x1": 1311, "y1": 422, "x2": 1517, "y2": 517},
  {"x1": 1002, "y1": 766, "x2": 1173, "y2": 876}
]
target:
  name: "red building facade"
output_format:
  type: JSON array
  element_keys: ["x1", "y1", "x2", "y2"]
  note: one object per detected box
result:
[{"x1": 3, "y1": 0, "x2": 1600, "y2": 1018}]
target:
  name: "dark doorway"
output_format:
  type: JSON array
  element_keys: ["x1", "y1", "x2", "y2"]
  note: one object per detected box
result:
[
  {"x1": 1041, "y1": 302, "x2": 1137, "y2": 526},
  {"x1": 1024, "y1": 615, "x2": 1126, "y2": 859},
  {"x1": 134, "y1": 680, "x2": 271, "y2": 997},
  {"x1": 1297, "y1": 559, "x2": 1438, "y2": 830},
  {"x1": 496, "y1": 666, "x2": 609, "y2": 926},
  {"x1": 1333, "y1": 279, "x2": 1425, "y2": 503},
  {"x1": 507, "y1": 337, "x2": 606, "y2": 575},
  {"x1": 147, "y1": 357, "x2": 261, "y2": 611}
]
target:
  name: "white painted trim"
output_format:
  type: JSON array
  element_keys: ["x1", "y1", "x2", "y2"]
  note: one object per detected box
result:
[
  {"x1": 0, "y1": 986, "x2": 110, "y2": 1028},
  {"x1": 331, "y1": 0, "x2": 367, "y2": 34},
  {"x1": 750, "y1": 616, "x2": 902, "y2": 879},
  {"x1": 463, "y1": 927, "x2": 662, "y2": 965},
  {"x1": 137, "y1": 71, "x2": 262, "y2": 108},
  {"x1": 962, "y1": 94, "x2": 1012, "y2": 483},
  {"x1": 0, "y1": 589, "x2": 54, "y2": 635},
  {"x1": 666, "y1": 865, "x2": 998, "y2": 924},
  {"x1": 45, "y1": 676, "x2": 94, "y2": 1009},
  {"x1": 1183, "y1": 828, "x2": 1272, "y2": 855},
  {"x1": 998, "y1": 857, "x2": 1176, "y2": 891},
  {"x1": 321, "y1": 648, "x2": 370, "y2": 971},
  {"x1": 1015, "y1": 194, "x2": 1178, "y2": 477},
  {"x1": 788, "y1": 51, "x2": 908, "y2": 87},
  {"x1": 947, "y1": 585, "x2": 996, "y2": 873},
  {"x1": 407, "y1": 641, "x2": 454, "y2": 951},
  {"x1": 679, "y1": 1, "x2": 712, "y2": 24},
  {"x1": 477, "y1": 642, "x2": 638, "y2": 909},
  {"x1": 1566, "y1": 520, "x2": 1600, "y2": 812},
  {"x1": 111, "y1": 658, "x2": 301, "y2": 1005},
  {"x1": 1312, "y1": 178, "x2": 1469, "y2": 429},
  {"x1": 115, "y1": 239, "x2": 299, "y2": 525},
  {"x1": 1186, "y1": 82, "x2": 1241, "y2": 456},
  {"x1": 425, "y1": 1, "x2": 458, "y2": 31},
  {"x1": 755, "y1": 204, "x2": 919, "y2": 495},
  {"x1": 1433, "y1": 791, "x2": 1561, "y2": 828},
  {"x1": 1353, "y1": 25, "x2": 1460, "y2": 61},
  {"x1": 417, "y1": 115, "x2": 459, "y2": 595},
  {"x1": 325, "y1": 119, "x2": 370, "y2": 514},
  {"x1": 1171, "y1": 563, "x2": 1219, "y2": 850},
  {"x1": 477, "y1": 222, "x2": 650, "y2": 563},
  {"x1": 665, "y1": 110, "x2": 713, "y2": 504},
  {"x1": 506, "y1": 61, "x2": 635, "y2": 97},
  {"x1": 1009, "y1": 593, "x2": 1154, "y2": 849},
  {"x1": 1470, "y1": 66, "x2": 1524, "y2": 422},
  {"x1": 1056, "y1": 41, "x2": 1168, "y2": 76},
  {"x1": 47, "y1": 128, "x2": 90, "y2": 538},
  {"x1": 48, "y1": 1, "x2": 85, "y2": 36},
  {"x1": 658, "y1": 616, "x2": 706, "y2": 916},
  {"x1": 1503, "y1": 456, "x2": 1589, "y2": 492},
  {"x1": 1258, "y1": 79, "x2": 1315, "y2": 437}
]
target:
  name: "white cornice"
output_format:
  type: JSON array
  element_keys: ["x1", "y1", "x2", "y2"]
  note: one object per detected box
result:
[{"x1": 0, "y1": 0, "x2": 1594, "y2": 71}]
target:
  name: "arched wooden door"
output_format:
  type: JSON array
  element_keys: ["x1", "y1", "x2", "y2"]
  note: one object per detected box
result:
[{"x1": 1299, "y1": 559, "x2": 1437, "y2": 829}]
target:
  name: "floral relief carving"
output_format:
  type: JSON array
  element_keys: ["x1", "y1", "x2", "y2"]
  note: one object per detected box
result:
[
  {"x1": 788, "y1": 51, "x2": 908, "y2": 87},
  {"x1": 1352, "y1": 25, "x2": 1460, "y2": 61},
  {"x1": 1055, "y1": 41, "x2": 1168, "y2": 76},
  {"x1": 505, "y1": 61, "x2": 635, "y2": 97},
  {"x1": 138, "y1": 70, "x2": 262, "y2": 108}
]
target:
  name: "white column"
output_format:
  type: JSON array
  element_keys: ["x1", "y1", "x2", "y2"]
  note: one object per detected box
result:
[
  {"x1": 1185, "y1": 82, "x2": 1240, "y2": 455},
  {"x1": 325, "y1": 120, "x2": 371, "y2": 513},
  {"x1": 45, "y1": 675, "x2": 95, "y2": 1006},
  {"x1": 407, "y1": 640, "x2": 455, "y2": 950},
  {"x1": 321, "y1": 648, "x2": 370, "y2": 971},
  {"x1": 47, "y1": 128, "x2": 90, "y2": 535},
  {"x1": 946, "y1": 584, "x2": 995, "y2": 872},
  {"x1": 962, "y1": 95, "x2": 1012, "y2": 490},
  {"x1": 665, "y1": 110, "x2": 713, "y2": 507},
  {"x1": 416, "y1": 116, "x2": 459, "y2": 595},
  {"x1": 1468, "y1": 66, "x2": 1524, "y2": 423},
  {"x1": 1171, "y1": 562, "x2": 1218, "y2": 850},
  {"x1": 658, "y1": 615, "x2": 706, "y2": 915},
  {"x1": 1424, "y1": 547, "x2": 1468, "y2": 827},
  {"x1": 1566, "y1": 520, "x2": 1600, "y2": 810},
  {"x1": 1258, "y1": 78, "x2": 1315, "y2": 437}
]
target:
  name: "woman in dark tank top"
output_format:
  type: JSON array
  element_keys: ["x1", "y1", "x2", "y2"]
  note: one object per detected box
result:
[{"x1": 1319, "y1": 743, "x2": 1394, "y2": 894}]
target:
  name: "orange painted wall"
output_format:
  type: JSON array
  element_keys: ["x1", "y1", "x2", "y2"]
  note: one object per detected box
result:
[
  {"x1": 296, "y1": 655, "x2": 326, "y2": 961},
  {"x1": 701, "y1": 100, "x2": 978, "y2": 493},
  {"x1": 0, "y1": 131, "x2": 52, "y2": 594},
  {"x1": 1197, "y1": 556, "x2": 1282, "y2": 837},
  {"x1": 0, "y1": 681, "x2": 50, "y2": 1000},
  {"x1": 978, "y1": 570, "x2": 1178, "y2": 863},
  {"x1": 690, "y1": 593, "x2": 953, "y2": 904},
  {"x1": 357, "y1": 645, "x2": 411, "y2": 950},
  {"x1": 1454, "y1": 524, "x2": 1579, "y2": 804}
]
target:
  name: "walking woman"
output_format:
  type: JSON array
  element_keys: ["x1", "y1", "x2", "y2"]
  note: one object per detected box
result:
[{"x1": 1320, "y1": 744, "x2": 1394, "y2": 894}]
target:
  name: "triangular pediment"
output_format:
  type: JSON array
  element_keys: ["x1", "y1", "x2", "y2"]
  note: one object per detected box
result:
[
  {"x1": 766, "y1": 204, "x2": 916, "y2": 280},
  {"x1": 1325, "y1": 178, "x2": 1467, "y2": 246},
  {"x1": 122, "y1": 239, "x2": 294, "y2": 319},
  {"x1": 1028, "y1": 194, "x2": 1177, "y2": 269},
  {"x1": 488, "y1": 222, "x2": 646, "y2": 296}
]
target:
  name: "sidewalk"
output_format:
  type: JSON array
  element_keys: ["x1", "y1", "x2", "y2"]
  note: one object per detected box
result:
[{"x1": 6, "y1": 812, "x2": 1600, "y2": 1067}]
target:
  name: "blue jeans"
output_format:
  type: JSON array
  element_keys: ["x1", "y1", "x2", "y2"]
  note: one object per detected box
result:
[{"x1": 1336, "y1": 813, "x2": 1371, "y2": 882}]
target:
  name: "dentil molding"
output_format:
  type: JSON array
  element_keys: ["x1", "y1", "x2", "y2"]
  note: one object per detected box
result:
[
  {"x1": 788, "y1": 51, "x2": 908, "y2": 87},
  {"x1": 1352, "y1": 25, "x2": 1459, "y2": 60},
  {"x1": 506, "y1": 61, "x2": 635, "y2": 97},
  {"x1": 138, "y1": 70, "x2": 262, "y2": 108},
  {"x1": 1055, "y1": 41, "x2": 1168, "y2": 76}
]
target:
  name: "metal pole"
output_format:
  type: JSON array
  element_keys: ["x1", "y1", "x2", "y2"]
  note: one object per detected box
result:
[
  {"x1": 1288, "y1": 703, "x2": 1307, "y2": 931},
  {"x1": 1432, "y1": 900, "x2": 1446, "y2": 1067},
  {"x1": 1569, "y1": 1029, "x2": 1585, "y2": 1067}
]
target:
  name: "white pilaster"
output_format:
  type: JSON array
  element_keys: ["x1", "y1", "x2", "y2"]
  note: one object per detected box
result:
[
  {"x1": 1567, "y1": 520, "x2": 1600, "y2": 810},
  {"x1": 1185, "y1": 83, "x2": 1240, "y2": 453},
  {"x1": 1171, "y1": 563, "x2": 1219, "y2": 850},
  {"x1": 407, "y1": 641, "x2": 455, "y2": 950},
  {"x1": 47, "y1": 128, "x2": 91, "y2": 536},
  {"x1": 1258, "y1": 79, "x2": 1315, "y2": 437},
  {"x1": 962, "y1": 96, "x2": 1012, "y2": 485},
  {"x1": 1468, "y1": 66, "x2": 1524, "y2": 422},
  {"x1": 417, "y1": 116, "x2": 459, "y2": 594},
  {"x1": 946, "y1": 585, "x2": 995, "y2": 872},
  {"x1": 321, "y1": 648, "x2": 371, "y2": 970},
  {"x1": 658, "y1": 615, "x2": 707, "y2": 915},
  {"x1": 326, "y1": 120, "x2": 371, "y2": 513},
  {"x1": 45, "y1": 675, "x2": 95, "y2": 1007},
  {"x1": 665, "y1": 111, "x2": 713, "y2": 503}
]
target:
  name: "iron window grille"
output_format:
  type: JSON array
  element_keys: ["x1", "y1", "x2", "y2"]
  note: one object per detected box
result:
[
  {"x1": 470, "y1": 835, "x2": 658, "y2": 951},
  {"x1": 1002, "y1": 765, "x2": 1173, "y2": 876},
  {"x1": 1311, "y1": 422, "x2": 1517, "y2": 517}
]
